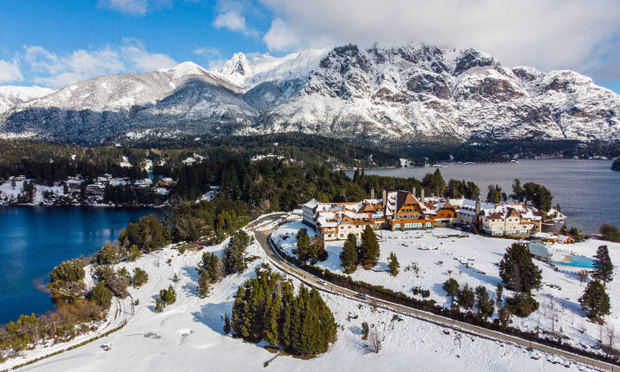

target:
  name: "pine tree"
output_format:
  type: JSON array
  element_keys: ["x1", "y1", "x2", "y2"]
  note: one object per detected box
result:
[
  {"x1": 223, "y1": 313, "x2": 231, "y2": 334},
  {"x1": 475, "y1": 285, "x2": 494, "y2": 319},
  {"x1": 599, "y1": 223, "x2": 620, "y2": 243},
  {"x1": 279, "y1": 281, "x2": 294, "y2": 347},
  {"x1": 295, "y1": 228, "x2": 310, "y2": 260},
  {"x1": 388, "y1": 252, "x2": 399, "y2": 276},
  {"x1": 340, "y1": 233, "x2": 358, "y2": 273},
  {"x1": 263, "y1": 293, "x2": 281, "y2": 346},
  {"x1": 443, "y1": 278, "x2": 459, "y2": 300},
  {"x1": 499, "y1": 243, "x2": 542, "y2": 293},
  {"x1": 457, "y1": 284, "x2": 475, "y2": 310},
  {"x1": 359, "y1": 226, "x2": 380, "y2": 267},
  {"x1": 495, "y1": 283, "x2": 504, "y2": 306},
  {"x1": 592, "y1": 245, "x2": 613, "y2": 284},
  {"x1": 231, "y1": 286, "x2": 246, "y2": 336},
  {"x1": 579, "y1": 280, "x2": 610, "y2": 318},
  {"x1": 511, "y1": 178, "x2": 525, "y2": 202}
]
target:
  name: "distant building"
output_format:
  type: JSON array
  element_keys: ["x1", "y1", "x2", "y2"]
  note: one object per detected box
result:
[
  {"x1": 302, "y1": 189, "x2": 543, "y2": 241},
  {"x1": 479, "y1": 203, "x2": 542, "y2": 236},
  {"x1": 158, "y1": 178, "x2": 175, "y2": 187}
]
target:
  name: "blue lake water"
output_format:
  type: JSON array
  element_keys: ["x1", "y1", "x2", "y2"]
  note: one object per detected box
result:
[
  {"x1": 349, "y1": 159, "x2": 619, "y2": 232},
  {"x1": 0, "y1": 207, "x2": 157, "y2": 324}
]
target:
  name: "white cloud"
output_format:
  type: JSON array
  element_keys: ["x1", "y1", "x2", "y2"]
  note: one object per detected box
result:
[
  {"x1": 98, "y1": 0, "x2": 148, "y2": 15},
  {"x1": 259, "y1": 0, "x2": 620, "y2": 79},
  {"x1": 214, "y1": 10, "x2": 259, "y2": 37},
  {"x1": 21, "y1": 41, "x2": 177, "y2": 88},
  {"x1": 214, "y1": 11, "x2": 245, "y2": 32},
  {"x1": 0, "y1": 60, "x2": 23, "y2": 84},
  {"x1": 98, "y1": 0, "x2": 172, "y2": 16},
  {"x1": 193, "y1": 46, "x2": 225, "y2": 68},
  {"x1": 263, "y1": 18, "x2": 297, "y2": 51},
  {"x1": 121, "y1": 39, "x2": 177, "y2": 71},
  {"x1": 193, "y1": 46, "x2": 222, "y2": 58},
  {"x1": 23, "y1": 46, "x2": 125, "y2": 88}
]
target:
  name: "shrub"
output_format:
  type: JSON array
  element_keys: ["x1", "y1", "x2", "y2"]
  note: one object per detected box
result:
[
  {"x1": 132, "y1": 267, "x2": 149, "y2": 288},
  {"x1": 599, "y1": 223, "x2": 619, "y2": 243},
  {"x1": 443, "y1": 278, "x2": 459, "y2": 298},
  {"x1": 154, "y1": 285, "x2": 176, "y2": 313},
  {"x1": 90, "y1": 283, "x2": 114, "y2": 308},
  {"x1": 48, "y1": 259, "x2": 87, "y2": 303},
  {"x1": 506, "y1": 294, "x2": 539, "y2": 317},
  {"x1": 475, "y1": 286, "x2": 494, "y2": 319},
  {"x1": 457, "y1": 285, "x2": 475, "y2": 310},
  {"x1": 361, "y1": 322, "x2": 369, "y2": 340}
]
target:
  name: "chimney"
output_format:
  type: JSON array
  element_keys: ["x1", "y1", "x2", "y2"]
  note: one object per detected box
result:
[
  {"x1": 420, "y1": 188, "x2": 425, "y2": 201},
  {"x1": 475, "y1": 200, "x2": 481, "y2": 224},
  {"x1": 412, "y1": 186, "x2": 416, "y2": 197},
  {"x1": 370, "y1": 188, "x2": 375, "y2": 199},
  {"x1": 382, "y1": 190, "x2": 387, "y2": 206}
]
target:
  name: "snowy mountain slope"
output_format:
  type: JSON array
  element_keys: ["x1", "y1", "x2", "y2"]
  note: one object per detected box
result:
[
  {"x1": 216, "y1": 49, "x2": 326, "y2": 89},
  {"x1": 1, "y1": 42, "x2": 618, "y2": 144},
  {"x1": 16, "y1": 62, "x2": 241, "y2": 112},
  {"x1": 0, "y1": 86, "x2": 54, "y2": 114}
]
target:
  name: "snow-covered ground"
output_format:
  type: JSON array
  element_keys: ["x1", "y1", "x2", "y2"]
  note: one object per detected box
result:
[
  {"x1": 272, "y1": 221, "x2": 620, "y2": 354},
  {"x1": 0, "y1": 178, "x2": 170, "y2": 207},
  {"x1": 5, "y1": 229, "x2": 596, "y2": 371},
  {"x1": 0, "y1": 180, "x2": 71, "y2": 205}
]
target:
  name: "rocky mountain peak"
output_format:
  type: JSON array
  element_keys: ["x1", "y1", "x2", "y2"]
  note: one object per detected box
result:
[
  {"x1": 219, "y1": 52, "x2": 251, "y2": 77},
  {"x1": 1, "y1": 42, "x2": 617, "y2": 144}
]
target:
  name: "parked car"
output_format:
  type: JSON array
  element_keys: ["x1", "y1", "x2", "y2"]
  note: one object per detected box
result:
[{"x1": 355, "y1": 292, "x2": 367, "y2": 300}]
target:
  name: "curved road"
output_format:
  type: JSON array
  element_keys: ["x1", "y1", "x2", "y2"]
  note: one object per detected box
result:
[{"x1": 248, "y1": 213, "x2": 618, "y2": 372}]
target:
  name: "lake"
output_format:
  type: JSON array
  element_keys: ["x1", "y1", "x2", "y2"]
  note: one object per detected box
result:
[
  {"x1": 348, "y1": 159, "x2": 619, "y2": 232},
  {"x1": 0, "y1": 207, "x2": 157, "y2": 324}
]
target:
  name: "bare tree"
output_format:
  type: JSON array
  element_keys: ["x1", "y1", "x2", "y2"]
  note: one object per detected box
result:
[
  {"x1": 368, "y1": 326, "x2": 384, "y2": 353},
  {"x1": 603, "y1": 326, "x2": 617, "y2": 353},
  {"x1": 577, "y1": 270, "x2": 588, "y2": 286},
  {"x1": 547, "y1": 297, "x2": 559, "y2": 340}
]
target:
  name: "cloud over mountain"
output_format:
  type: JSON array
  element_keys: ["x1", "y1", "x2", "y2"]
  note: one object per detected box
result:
[{"x1": 258, "y1": 0, "x2": 620, "y2": 81}]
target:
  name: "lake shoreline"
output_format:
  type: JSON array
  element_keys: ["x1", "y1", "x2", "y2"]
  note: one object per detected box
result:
[{"x1": 0, "y1": 207, "x2": 158, "y2": 324}]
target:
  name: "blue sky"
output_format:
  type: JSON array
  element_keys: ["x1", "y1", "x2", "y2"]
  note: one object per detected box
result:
[{"x1": 0, "y1": 0, "x2": 619, "y2": 93}]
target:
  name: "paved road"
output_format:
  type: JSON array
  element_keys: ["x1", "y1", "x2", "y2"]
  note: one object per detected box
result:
[{"x1": 248, "y1": 214, "x2": 618, "y2": 372}]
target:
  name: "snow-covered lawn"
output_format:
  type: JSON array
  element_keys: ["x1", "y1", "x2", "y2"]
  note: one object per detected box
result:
[
  {"x1": 7, "y1": 229, "x2": 596, "y2": 371},
  {"x1": 272, "y1": 221, "x2": 620, "y2": 354}
]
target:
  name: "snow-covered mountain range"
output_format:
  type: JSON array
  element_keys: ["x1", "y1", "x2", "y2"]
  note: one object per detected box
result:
[
  {"x1": 1, "y1": 43, "x2": 618, "y2": 144},
  {"x1": 0, "y1": 86, "x2": 55, "y2": 115}
]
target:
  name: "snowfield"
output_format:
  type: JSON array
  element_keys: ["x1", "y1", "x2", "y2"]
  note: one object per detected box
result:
[
  {"x1": 272, "y1": 220, "x2": 620, "y2": 355},
  {"x1": 3, "y1": 226, "x2": 600, "y2": 371}
]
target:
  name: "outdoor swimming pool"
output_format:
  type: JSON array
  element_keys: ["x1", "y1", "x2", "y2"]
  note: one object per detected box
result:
[{"x1": 549, "y1": 255, "x2": 598, "y2": 268}]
